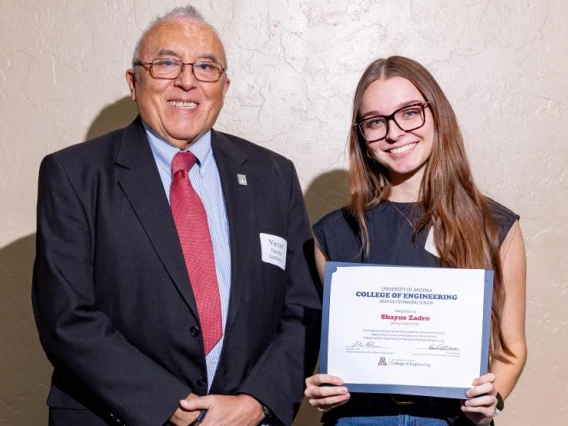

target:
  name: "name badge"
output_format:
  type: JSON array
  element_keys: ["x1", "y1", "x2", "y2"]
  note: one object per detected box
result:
[{"x1": 260, "y1": 233, "x2": 287, "y2": 270}]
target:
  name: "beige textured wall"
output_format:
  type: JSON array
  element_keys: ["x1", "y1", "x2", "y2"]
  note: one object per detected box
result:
[{"x1": 1, "y1": 0, "x2": 566, "y2": 425}]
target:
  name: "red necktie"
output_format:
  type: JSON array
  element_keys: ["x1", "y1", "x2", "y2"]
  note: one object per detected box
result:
[{"x1": 170, "y1": 151, "x2": 222, "y2": 354}]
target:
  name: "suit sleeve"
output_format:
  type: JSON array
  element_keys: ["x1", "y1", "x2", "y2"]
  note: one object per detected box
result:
[
  {"x1": 237, "y1": 160, "x2": 322, "y2": 425},
  {"x1": 32, "y1": 154, "x2": 190, "y2": 426}
]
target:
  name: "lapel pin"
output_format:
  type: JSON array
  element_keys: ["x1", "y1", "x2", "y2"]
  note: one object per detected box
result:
[{"x1": 237, "y1": 174, "x2": 248, "y2": 186}]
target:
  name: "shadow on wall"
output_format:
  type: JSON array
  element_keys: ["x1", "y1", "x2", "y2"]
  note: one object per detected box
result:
[
  {"x1": 0, "y1": 100, "x2": 138, "y2": 426},
  {"x1": 85, "y1": 96, "x2": 139, "y2": 141},
  {"x1": 304, "y1": 169, "x2": 350, "y2": 225},
  {"x1": 0, "y1": 234, "x2": 50, "y2": 426},
  {"x1": 292, "y1": 168, "x2": 349, "y2": 426}
]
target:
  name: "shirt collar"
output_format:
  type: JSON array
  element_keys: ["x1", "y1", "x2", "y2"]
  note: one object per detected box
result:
[{"x1": 143, "y1": 122, "x2": 213, "y2": 177}]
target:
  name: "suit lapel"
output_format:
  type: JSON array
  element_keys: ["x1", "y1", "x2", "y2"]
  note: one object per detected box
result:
[
  {"x1": 115, "y1": 118, "x2": 199, "y2": 319},
  {"x1": 211, "y1": 131, "x2": 256, "y2": 334}
]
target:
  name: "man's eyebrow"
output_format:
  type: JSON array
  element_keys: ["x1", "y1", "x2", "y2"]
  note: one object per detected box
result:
[
  {"x1": 156, "y1": 49, "x2": 180, "y2": 57},
  {"x1": 359, "y1": 100, "x2": 424, "y2": 120},
  {"x1": 197, "y1": 54, "x2": 222, "y2": 64},
  {"x1": 153, "y1": 50, "x2": 223, "y2": 65}
]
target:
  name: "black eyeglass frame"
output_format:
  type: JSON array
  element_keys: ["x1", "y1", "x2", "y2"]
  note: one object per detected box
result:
[
  {"x1": 133, "y1": 58, "x2": 226, "y2": 82},
  {"x1": 354, "y1": 102, "x2": 431, "y2": 143}
]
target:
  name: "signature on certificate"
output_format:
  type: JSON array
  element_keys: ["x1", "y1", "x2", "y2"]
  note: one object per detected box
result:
[
  {"x1": 349, "y1": 340, "x2": 377, "y2": 348},
  {"x1": 427, "y1": 343, "x2": 459, "y2": 351}
]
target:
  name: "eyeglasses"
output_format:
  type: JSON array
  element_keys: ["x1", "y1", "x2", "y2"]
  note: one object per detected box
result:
[
  {"x1": 355, "y1": 102, "x2": 430, "y2": 143},
  {"x1": 133, "y1": 58, "x2": 226, "y2": 82}
]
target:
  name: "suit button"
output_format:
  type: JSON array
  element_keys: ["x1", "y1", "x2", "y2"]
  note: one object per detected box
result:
[
  {"x1": 196, "y1": 377, "x2": 207, "y2": 387},
  {"x1": 190, "y1": 326, "x2": 200, "y2": 337}
]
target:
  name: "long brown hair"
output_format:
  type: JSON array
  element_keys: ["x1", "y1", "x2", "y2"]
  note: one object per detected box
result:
[{"x1": 348, "y1": 56, "x2": 512, "y2": 362}]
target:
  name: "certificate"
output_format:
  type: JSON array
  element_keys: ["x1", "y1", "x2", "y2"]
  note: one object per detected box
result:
[{"x1": 320, "y1": 262, "x2": 493, "y2": 399}]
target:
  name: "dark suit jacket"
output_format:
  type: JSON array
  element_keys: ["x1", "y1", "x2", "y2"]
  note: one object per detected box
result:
[{"x1": 32, "y1": 118, "x2": 321, "y2": 426}]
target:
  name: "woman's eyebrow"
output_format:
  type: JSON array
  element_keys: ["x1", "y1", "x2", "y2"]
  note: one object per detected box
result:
[{"x1": 359, "y1": 99, "x2": 424, "y2": 119}]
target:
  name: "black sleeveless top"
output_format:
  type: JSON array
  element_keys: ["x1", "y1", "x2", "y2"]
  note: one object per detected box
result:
[
  {"x1": 314, "y1": 198, "x2": 517, "y2": 267},
  {"x1": 313, "y1": 199, "x2": 518, "y2": 424}
]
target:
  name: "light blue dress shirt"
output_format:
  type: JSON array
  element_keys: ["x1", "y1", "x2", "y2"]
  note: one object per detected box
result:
[{"x1": 144, "y1": 123, "x2": 231, "y2": 391}]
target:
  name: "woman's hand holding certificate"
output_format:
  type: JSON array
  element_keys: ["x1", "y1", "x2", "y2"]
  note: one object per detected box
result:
[{"x1": 304, "y1": 374, "x2": 350, "y2": 412}]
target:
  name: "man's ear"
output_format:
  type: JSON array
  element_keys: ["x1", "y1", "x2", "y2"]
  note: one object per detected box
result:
[
  {"x1": 222, "y1": 76, "x2": 231, "y2": 97},
  {"x1": 125, "y1": 69, "x2": 137, "y2": 102}
]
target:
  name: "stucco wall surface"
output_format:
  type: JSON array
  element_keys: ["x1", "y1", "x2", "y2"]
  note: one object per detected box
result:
[{"x1": 1, "y1": 0, "x2": 566, "y2": 425}]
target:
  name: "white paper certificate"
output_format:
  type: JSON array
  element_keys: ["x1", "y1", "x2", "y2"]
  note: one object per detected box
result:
[{"x1": 320, "y1": 262, "x2": 493, "y2": 399}]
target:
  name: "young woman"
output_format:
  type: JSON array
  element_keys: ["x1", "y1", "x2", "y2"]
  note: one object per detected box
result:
[{"x1": 305, "y1": 56, "x2": 527, "y2": 426}]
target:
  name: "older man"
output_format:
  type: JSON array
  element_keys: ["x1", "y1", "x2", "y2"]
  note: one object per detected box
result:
[{"x1": 32, "y1": 6, "x2": 320, "y2": 426}]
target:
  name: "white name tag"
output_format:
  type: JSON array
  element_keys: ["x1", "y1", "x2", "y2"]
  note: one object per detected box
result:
[{"x1": 260, "y1": 233, "x2": 287, "y2": 270}]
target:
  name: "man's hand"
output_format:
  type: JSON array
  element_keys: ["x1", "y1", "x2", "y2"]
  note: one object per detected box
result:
[
  {"x1": 169, "y1": 393, "x2": 200, "y2": 426},
  {"x1": 180, "y1": 394, "x2": 265, "y2": 426}
]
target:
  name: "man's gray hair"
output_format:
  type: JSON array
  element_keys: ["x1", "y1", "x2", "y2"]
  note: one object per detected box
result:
[{"x1": 131, "y1": 5, "x2": 210, "y2": 71}]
